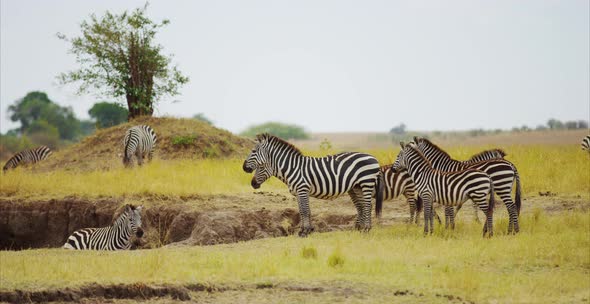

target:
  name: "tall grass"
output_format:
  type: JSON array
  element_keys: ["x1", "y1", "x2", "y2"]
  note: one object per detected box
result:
[
  {"x1": 0, "y1": 145, "x2": 588, "y2": 199},
  {"x1": 1, "y1": 211, "x2": 589, "y2": 303}
]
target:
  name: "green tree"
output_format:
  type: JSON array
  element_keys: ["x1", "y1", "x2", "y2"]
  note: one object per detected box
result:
[
  {"x1": 193, "y1": 113, "x2": 213, "y2": 125},
  {"x1": 57, "y1": 4, "x2": 189, "y2": 120},
  {"x1": 26, "y1": 120, "x2": 61, "y2": 149},
  {"x1": 7, "y1": 92, "x2": 81, "y2": 140},
  {"x1": 88, "y1": 102, "x2": 129, "y2": 128},
  {"x1": 7, "y1": 91, "x2": 52, "y2": 133},
  {"x1": 241, "y1": 122, "x2": 309, "y2": 140}
]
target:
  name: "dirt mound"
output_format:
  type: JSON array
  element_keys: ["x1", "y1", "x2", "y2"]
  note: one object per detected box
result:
[
  {"x1": 34, "y1": 116, "x2": 253, "y2": 172},
  {"x1": 0, "y1": 197, "x2": 358, "y2": 250}
]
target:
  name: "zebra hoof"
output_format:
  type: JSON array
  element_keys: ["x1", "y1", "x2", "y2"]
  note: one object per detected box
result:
[{"x1": 298, "y1": 226, "x2": 314, "y2": 237}]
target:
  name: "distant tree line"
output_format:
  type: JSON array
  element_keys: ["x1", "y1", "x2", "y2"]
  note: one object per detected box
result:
[{"x1": 241, "y1": 122, "x2": 310, "y2": 140}]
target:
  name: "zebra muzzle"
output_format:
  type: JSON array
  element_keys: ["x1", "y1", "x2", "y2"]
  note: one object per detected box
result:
[
  {"x1": 136, "y1": 228, "x2": 144, "y2": 238},
  {"x1": 251, "y1": 178, "x2": 260, "y2": 189},
  {"x1": 243, "y1": 163, "x2": 253, "y2": 173}
]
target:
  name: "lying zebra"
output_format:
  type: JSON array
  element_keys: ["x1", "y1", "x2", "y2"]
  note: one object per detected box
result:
[
  {"x1": 63, "y1": 204, "x2": 144, "y2": 250},
  {"x1": 2, "y1": 146, "x2": 52, "y2": 172},
  {"x1": 391, "y1": 142, "x2": 495, "y2": 237},
  {"x1": 243, "y1": 133, "x2": 382, "y2": 237}
]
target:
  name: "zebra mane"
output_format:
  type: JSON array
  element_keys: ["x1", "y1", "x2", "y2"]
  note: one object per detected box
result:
[
  {"x1": 415, "y1": 138, "x2": 453, "y2": 160},
  {"x1": 111, "y1": 204, "x2": 136, "y2": 225},
  {"x1": 468, "y1": 148, "x2": 507, "y2": 160},
  {"x1": 405, "y1": 143, "x2": 436, "y2": 169},
  {"x1": 256, "y1": 133, "x2": 303, "y2": 155}
]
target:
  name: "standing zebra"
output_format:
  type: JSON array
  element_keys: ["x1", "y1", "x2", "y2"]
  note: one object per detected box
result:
[
  {"x1": 413, "y1": 137, "x2": 522, "y2": 234},
  {"x1": 123, "y1": 125, "x2": 157, "y2": 167},
  {"x1": 582, "y1": 135, "x2": 590, "y2": 153},
  {"x1": 391, "y1": 142, "x2": 495, "y2": 237},
  {"x1": 3, "y1": 146, "x2": 52, "y2": 172},
  {"x1": 243, "y1": 133, "x2": 382, "y2": 237},
  {"x1": 63, "y1": 204, "x2": 144, "y2": 250}
]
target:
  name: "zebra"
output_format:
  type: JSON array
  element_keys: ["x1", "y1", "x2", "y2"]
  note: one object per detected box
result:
[
  {"x1": 2, "y1": 146, "x2": 52, "y2": 172},
  {"x1": 413, "y1": 137, "x2": 522, "y2": 234},
  {"x1": 376, "y1": 148, "x2": 505, "y2": 224},
  {"x1": 123, "y1": 125, "x2": 157, "y2": 167},
  {"x1": 582, "y1": 135, "x2": 590, "y2": 153},
  {"x1": 391, "y1": 142, "x2": 495, "y2": 237},
  {"x1": 243, "y1": 133, "x2": 383, "y2": 237},
  {"x1": 376, "y1": 165, "x2": 442, "y2": 225},
  {"x1": 63, "y1": 204, "x2": 144, "y2": 250}
]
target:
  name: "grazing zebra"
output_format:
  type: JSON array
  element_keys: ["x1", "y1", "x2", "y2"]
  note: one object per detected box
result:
[
  {"x1": 123, "y1": 125, "x2": 157, "y2": 167},
  {"x1": 243, "y1": 133, "x2": 382, "y2": 237},
  {"x1": 391, "y1": 142, "x2": 495, "y2": 237},
  {"x1": 2, "y1": 146, "x2": 52, "y2": 172},
  {"x1": 582, "y1": 135, "x2": 590, "y2": 153},
  {"x1": 413, "y1": 137, "x2": 522, "y2": 234},
  {"x1": 376, "y1": 165, "x2": 442, "y2": 225},
  {"x1": 63, "y1": 204, "x2": 144, "y2": 250}
]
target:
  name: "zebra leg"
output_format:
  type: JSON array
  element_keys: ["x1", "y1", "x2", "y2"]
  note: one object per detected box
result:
[
  {"x1": 472, "y1": 202, "x2": 480, "y2": 223},
  {"x1": 360, "y1": 186, "x2": 373, "y2": 232},
  {"x1": 498, "y1": 193, "x2": 519, "y2": 234},
  {"x1": 422, "y1": 197, "x2": 433, "y2": 235},
  {"x1": 348, "y1": 189, "x2": 363, "y2": 230},
  {"x1": 444, "y1": 206, "x2": 455, "y2": 230},
  {"x1": 408, "y1": 197, "x2": 417, "y2": 224},
  {"x1": 296, "y1": 193, "x2": 314, "y2": 237}
]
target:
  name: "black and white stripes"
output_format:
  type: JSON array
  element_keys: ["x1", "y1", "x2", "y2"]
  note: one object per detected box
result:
[
  {"x1": 123, "y1": 125, "x2": 157, "y2": 167},
  {"x1": 63, "y1": 205, "x2": 144, "y2": 250},
  {"x1": 2, "y1": 146, "x2": 52, "y2": 172},
  {"x1": 391, "y1": 142, "x2": 495, "y2": 237},
  {"x1": 243, "y1": 133, "x2": 382, "y2": 237},
  {"x1": 413, "y1": 137, "x2": 521, "y2": 234},
  {"x1": 582, "y1": 135, "x2": 590, "y2": 153}
]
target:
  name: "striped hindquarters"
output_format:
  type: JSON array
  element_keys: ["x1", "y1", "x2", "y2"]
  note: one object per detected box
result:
[
  {"x1": 306, "y1": 152, "x2": 380, "y2": 199},
  {"x1": 123, "y1": 125, "x2": 157, "y2": 160},
  {"x1": 582, "y1": 135, "x2": 590, "y2": 152},
  {"x1": 380, "y1": 165, "x2": 415, "y2": 201},
  {"x1": 2, "y1": 146, "x2": 52, "y2": 171}
]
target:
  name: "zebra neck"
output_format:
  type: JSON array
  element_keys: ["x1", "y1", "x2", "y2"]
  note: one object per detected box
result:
[
  {"x1": 405, "y1": 152, "x2": 433, "y2": 184},
  {"x1": 273, "y1": 150, "x2": 305, "y2": 184}
]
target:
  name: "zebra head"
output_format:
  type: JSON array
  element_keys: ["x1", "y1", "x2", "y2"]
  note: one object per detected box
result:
[
  {"x1": 391, "y1": 142, "x2": 410, "y2": 173},
  {"x1": 125, "y1": 205, "x2": 144, "y2": 238},
  {"x1": 242, "y1": 134, "x2": 274, "y2": 189}
]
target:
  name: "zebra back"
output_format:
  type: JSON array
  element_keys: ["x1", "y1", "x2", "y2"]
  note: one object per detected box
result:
[
  {"x1": 463, "y1": 149, "x2": 506, "y2": 166},
  {"x1": 3, "y1": 146, "x2": 52, "y2": 172}
]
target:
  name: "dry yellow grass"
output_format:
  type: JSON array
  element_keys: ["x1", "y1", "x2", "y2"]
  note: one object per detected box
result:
[
  {"x1": 1, "y1": 145, "x2": 588, "y2": 200},
  {"x1": 1, "y1": 211, "x2": 589, "y2": 303}
]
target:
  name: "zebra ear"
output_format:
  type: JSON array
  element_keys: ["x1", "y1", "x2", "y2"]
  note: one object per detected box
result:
[
  {"x1": 400, "y1": 141, "x2": 405, "y2": 149},
  {"x1": 413, "y1": 136, "x2": 419, "y2": 143},
  {"x1": 136, "y1": 205, "x2": 143, "y2": 212}
]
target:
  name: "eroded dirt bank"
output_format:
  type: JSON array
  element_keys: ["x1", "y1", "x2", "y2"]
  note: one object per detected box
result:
[
  {"x1": 0, "y1": 194, "x2": 361, "y2": 250},
  {"x1": 1, "y1": 193, "x2": 587, "y2": 250}
]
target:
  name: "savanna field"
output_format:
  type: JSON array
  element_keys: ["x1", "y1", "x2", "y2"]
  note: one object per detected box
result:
[{"x1": 0, "y1": 121, "x2": 589, "y2": 303}]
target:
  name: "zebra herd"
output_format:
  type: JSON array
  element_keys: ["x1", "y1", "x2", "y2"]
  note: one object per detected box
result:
[{"x1": 2, "y1": 128, "x2": 589, "y2": 250}]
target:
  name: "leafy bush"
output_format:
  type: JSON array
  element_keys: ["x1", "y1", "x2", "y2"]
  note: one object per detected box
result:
[
  {"x1": 327, "y1": 248, "x2": 345, "y2": 268},
  {"x1": 171, "y1": 135, "x2": 196, "y2": 147},
  {"x1": 301, "y1": 246, "x2": 318, "y2": 259},
  {"x1": 240, "y1": 122, "x2": 309, "y2": 140}
]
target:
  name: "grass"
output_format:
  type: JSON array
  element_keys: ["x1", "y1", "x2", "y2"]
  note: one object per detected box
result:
[
  {"x1": 1, "y1": 145, "x2": 588, "y2": 200},
  {"x1": 1, "y1": 211, "x2": 589, "y2": 303}
]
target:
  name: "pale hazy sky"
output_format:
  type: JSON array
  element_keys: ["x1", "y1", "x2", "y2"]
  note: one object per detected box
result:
[{"x1": 1, "y1": 0, "x2": 589, "y2": 133}]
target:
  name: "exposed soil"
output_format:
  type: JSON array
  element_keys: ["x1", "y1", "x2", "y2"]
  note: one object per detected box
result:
[{"x1": 0, "y1": 192, "x2": 587, "y2": 251}]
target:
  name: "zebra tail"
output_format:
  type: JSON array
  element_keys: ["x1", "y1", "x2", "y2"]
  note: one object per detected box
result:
[
  {"x1": 375, "y1": 172, "x2": 384, "y2": 218},
  {"x1": 488, "y1": 178, "x2": 495, "y2": 215},
  {"x1": 515, "y1": 170, "x2": 522, "y2": 216}
]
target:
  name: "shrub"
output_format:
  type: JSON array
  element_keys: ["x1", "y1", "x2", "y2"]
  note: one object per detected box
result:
[
  {"x1": 240, "y1": 122, "x2": 309, "y2": 140},
  {"x1": 172, "y1": 135, "x2": 196, "y2": 147},
  {"x1": 327, "y1": 248, "x2": 345, "y2": 268},
  {"x1": 301, "y1": 246, "x2": 318, "y2": 259}
]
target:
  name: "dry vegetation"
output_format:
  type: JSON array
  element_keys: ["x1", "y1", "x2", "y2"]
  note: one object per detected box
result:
[{"x1": 0, "y1": 120, "x2": 589, "y2": 303}]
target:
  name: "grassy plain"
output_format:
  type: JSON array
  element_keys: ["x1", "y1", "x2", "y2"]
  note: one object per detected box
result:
[
  {"x1": 1, "y1": 211, "x2": 589, "y2": 303},
  {"x1": 1, "y1": 144, "x2": 588, "y2": 199}
]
